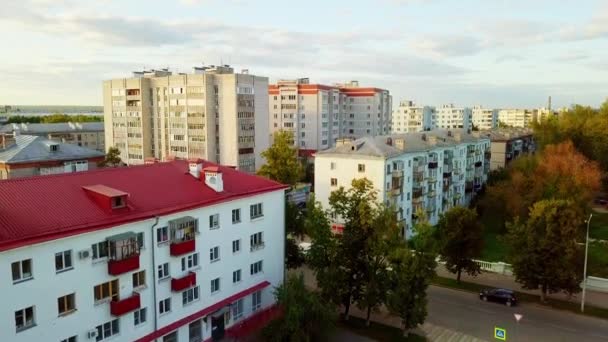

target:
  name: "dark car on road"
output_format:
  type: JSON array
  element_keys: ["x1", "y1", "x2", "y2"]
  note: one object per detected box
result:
[{"x1": 479, "y1": 288, "x2": 517, "y2": 307}]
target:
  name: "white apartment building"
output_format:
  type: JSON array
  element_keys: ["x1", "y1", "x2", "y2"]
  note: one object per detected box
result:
[
  {"x1": 435, "y1": 104, "x2": 472, "y2": 130},
  {"x1": 0, "y1": 160, "x2": 286, "y2": 342},
  {"x1": 103, "y1": 65, "x2": 269, "y2": 173},
  {"x1": 314, "y1": 130, "x2": 490, "y2": 237},
  {"x1": 391, "y1": 100, "x2": 435, "y2": 133},
  {"x1": 268, "y1": 79, "x2": 392, "y2": 153},
  {"x1": 471, "y1": 106, "x2": 498, "y2": 130},
  {"x1": 497, "y1": 109, "x2": 536, "y2": 128}
]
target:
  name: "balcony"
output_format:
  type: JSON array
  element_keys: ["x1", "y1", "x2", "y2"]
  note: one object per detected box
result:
[
  {"x1": 110, "y1": 293, "x2": 141, "y2": 316},
  {"x1": 443, "y1": 164, "x2": 453, "y2": 173},
  {"x1": 443, "y1": 171, "x2": 452, "y2": 178},
  {"x1": 427, "y1": 190, "x2": 436, "y2": 198},
  {"x1": 251, "y1": 242, "x2": 265, "y2": 252},
  {"x1": 391, "y1": 170, "x2": 404, "y2": 178},
  {"x1": 428, "y1": 161, "x2": 438, "y2": 169},
  {"x1": 108, "y1": 254, "x2": 140, "y2": 276},
  {"x1": 389, "y1": 188, "x2": 401, "y2": 197},
  {"x1": 170, "y1": 239, "x2": 196, "y2": 256},
  {"x1": 427, "y1": 173, "x2": 437, "y2": 183},
  {"x1": 484, "y1": 151, "x2": 491, "y2": 159},
  {"x1": 171, "y1": 272, "x2": 197, "y2": 292},
  {"x1": 475, "y1": 161, "x2": 482, "y2": 168}
]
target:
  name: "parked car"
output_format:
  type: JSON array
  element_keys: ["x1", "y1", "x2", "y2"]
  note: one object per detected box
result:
[
  {"x1": 479, "y1": 288, "x2": 517, "y2": 307},
  {"x1": 594, "y1": 197, "x2": 608, "y2": 206}
]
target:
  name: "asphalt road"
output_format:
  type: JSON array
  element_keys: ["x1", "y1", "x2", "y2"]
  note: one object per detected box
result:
[{"x1": 427, "y1": 286, "x2": 608, "y2": 342}]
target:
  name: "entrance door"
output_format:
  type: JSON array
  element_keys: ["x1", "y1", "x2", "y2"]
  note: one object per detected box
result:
[{"x1": 211, "y1": 315, "x2": 225, "y2": 341}]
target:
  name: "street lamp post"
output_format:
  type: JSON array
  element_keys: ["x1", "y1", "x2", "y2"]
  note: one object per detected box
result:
[{"x1": 581, "y1": 213, "x2": 593, "y2": 313}]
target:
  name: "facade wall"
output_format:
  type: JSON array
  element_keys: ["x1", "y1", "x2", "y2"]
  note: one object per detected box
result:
[
  {"x1": 391, "y1": 102, "x2": 435, "y2": 133},
  {"x1": 0, "y1": 190, "x2": 285, "y2": 342},
  {"x1": 0, "y1": 158, "x2": 102, "y2": 180},
  {"x1": 471, "y1": 108, "x2": 498, "y2": 130},
  {"x1": 435, "y1": 105, "x2": 472, "y2": 130},
  {"x1": 497, "y1": 109, "x2": 536, "y2": 128}
]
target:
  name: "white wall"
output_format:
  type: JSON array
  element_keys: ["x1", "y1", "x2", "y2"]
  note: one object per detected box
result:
[{"x1": 0, "y1": 189, "x2": 285, "y2": 342}]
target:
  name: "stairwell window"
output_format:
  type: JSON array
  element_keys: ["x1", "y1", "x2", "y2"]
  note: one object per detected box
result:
[
  {"x1": 250, "y1": 203, "x2": 263, "y2": 219},
  {"x1": 331, "y1": 178, "x2": 337, "y2": 187},
  {"x1": 232, "y1": 298, "x2": 244, "y2": 320},
  {"x1": 159, "y1": 298, "x2": 171, "y2": 315},
  {"x1": 252, "y1": 290, "x2": 262, "y2": 312}
]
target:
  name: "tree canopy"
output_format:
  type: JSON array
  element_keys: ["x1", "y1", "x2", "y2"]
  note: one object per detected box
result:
[
  {"x1": 257, "y1": 130, "x2": 303, "y2": 186},
  {"x1": 98, "y1": 147, "x2": 122, "y2": 168},
  {"x1": 8, "y1": 113, "x2": 103, "y2": 124},
  {"x1": 436, "y1": 206, "x2": 484, "y2": 282},
  {"x1": 504, "y1": 199, "x2": 584, "y2": 302}
]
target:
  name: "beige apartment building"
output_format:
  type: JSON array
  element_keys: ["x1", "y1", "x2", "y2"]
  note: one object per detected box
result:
[
  {"x1": 0, "y1": 122, "x2": 105, "y2": 151},
  {"x1": 103, "y1": 65, "x2": 269, "y2": 173},
  {"x1": 497, "y1": 109, "x2": 537, "y2": 128},
  {"x1": 391, "y1": 100, "x2": 435, "y2": 133},
  {"x1": 471, "y1": 106, "x2": 498, "y2": 130},
  {"x1": 268, "y1": 78, "x2": 391, "y2": 153}
]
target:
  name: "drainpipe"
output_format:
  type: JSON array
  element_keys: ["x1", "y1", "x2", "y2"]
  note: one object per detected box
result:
[{"x1": 150, "y1": 216, "x2": 160, "y2": 334}]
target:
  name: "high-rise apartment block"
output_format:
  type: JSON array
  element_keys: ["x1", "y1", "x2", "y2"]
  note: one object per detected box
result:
[
  {"x1": 103, "y1": 65, "x2": 269, "y2": 173},
  {"x1": 497, "y1": 109, "x2": 536, "y2": 128},
  {"x1": 314, "y1": 130, "x2": 490, "y2": 237},
  {"x1": 435, "y1": 104, "x2": 472, "y2": 130},
  {"x1": 471, "y1": 106, "x2": 498, "y2": 130},
  {"x1": 391, "y1": 100, "x2": 435, "y2": 133},
  {"x1": 268, "y1": 79, "x2": 391, "y2": 153}
]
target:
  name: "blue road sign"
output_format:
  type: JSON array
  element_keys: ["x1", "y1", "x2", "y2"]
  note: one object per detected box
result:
[{"x1": 494, "y1": 327, "x2": 507, "y2": 340}]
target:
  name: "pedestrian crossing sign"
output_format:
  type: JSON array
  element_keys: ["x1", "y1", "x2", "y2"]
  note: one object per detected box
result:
[{"x1": 494, "y1": 327, "x2": 507, "y2": 340}]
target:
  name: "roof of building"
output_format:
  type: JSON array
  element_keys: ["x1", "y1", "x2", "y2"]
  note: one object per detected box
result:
[
  {"x1": 0, "y1": 122, "x2": 104, "y2": 134},
  {"x1": 0, "y1": 160, "x2": 287, "y2": 251},
  {"x1": 315, "y1": 130, "x2": 489, "y2": 159},
  {"x1": 478, "y1": 128, "x2": 534, "y2": 142},
  {"x1": 0, "y1": 134, "x2": 104, "y2": 164}
]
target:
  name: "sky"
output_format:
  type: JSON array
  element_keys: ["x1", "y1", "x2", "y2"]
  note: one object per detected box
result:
[{"x1": 1, "y1": 0, "x2": 607, "y2": 108}]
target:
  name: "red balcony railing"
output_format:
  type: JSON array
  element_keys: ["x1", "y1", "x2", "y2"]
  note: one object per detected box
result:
[
  {"x1": 110, "y1": 293, "x2": 141, "y2": 316},
  {"x1": 170, "y1": 239, "x2": 196, "y2": 256},
  {"x1": 108, "y1": 254, "x2": 140, "y2": 276},
  {"x1": 171, "y1": 272, "x2": 197, "y2": 292}
]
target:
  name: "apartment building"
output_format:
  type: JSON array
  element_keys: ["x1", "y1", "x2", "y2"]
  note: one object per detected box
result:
[
  {"x1": 391, "y1": 100, "x2": 435, "y2": 133},
  {"x1": 0, "y1": 133, "x2": 104, "y2": 179},
  {"x1": 471, "y1": 106, "x2": 498, "y2": 130},
  {"x1": 0, "y1": 159, "x2": 287, "y2": 342},
  {"x1": 314, "y1": 130, "x2": 490, "y2": 237},
  {"x1": 435, "y1": 104, "x2": 472, "y2": 130},
  {"x1": 497, "y1": 109, "x2": 536, "y2": 128},
  {"x1": 1, "y1": 122, "x2": 105, "y2": 151},
  {"x1": 480, "y1": 128, "x2": 535, "y2": 170},
  {"x1": 268, "y1": 79, "x2": 391, "y2": 153},
  {"x1": 103, "y1": 65, "x2": 269, "y2": 173},
  {"x1": 535, "y1": 107, "x2": 558, "y2": 123}
]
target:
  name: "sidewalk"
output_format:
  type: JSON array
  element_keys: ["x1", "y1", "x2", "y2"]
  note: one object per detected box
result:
[{"x1": 436, "y1": 264, "x2": 608, "y2": 309}]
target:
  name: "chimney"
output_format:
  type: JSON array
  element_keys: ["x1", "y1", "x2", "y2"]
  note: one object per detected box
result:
[
  {"x1": 394, "y1": 138, "x2": 406, "y2": 150},
  {"x1": 386, "y1": 137, "x2": 393, "y2": 146},
  {"x1": 421, "y1": 133, "x2": 427, "y2": 141},
  {"x1": 447, "y1": 130, "x2": 453, "y2": 137},
  {"x1": 189, "y1": 161, "x2": 202, "y2": 179},
  {"x1": 454, "y1": 132, "x2": 462, "y2": 142},
  {"x1": 428, "y1": 135, "x2": 437, "y2": 145},
  {"x1": 203, "y1": 166, "x2": 224, "y2": 192}
]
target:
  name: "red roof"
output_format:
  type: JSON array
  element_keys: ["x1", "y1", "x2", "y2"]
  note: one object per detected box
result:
[
  {"x1": 0, "y1": 160, "x2": 287, "y2": 252},
  {"x1": 82, "y1": 184, "x2": 129, "y2": 197}
]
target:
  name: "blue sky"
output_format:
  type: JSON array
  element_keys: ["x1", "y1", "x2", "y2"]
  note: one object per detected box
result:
[{"x1": 1, "y1": 0, "x2": 607, "y2": 108}]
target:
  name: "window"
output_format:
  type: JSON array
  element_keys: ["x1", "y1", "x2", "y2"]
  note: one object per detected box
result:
[
  {"x1": 250, "y1": 232, "x2": 264, "y2": 251},
  {"x1": 182, "y1": 286, "x2": 200, "y2": 305},
  {"x1": 250, "y1": 260, "x2": 263, "y2": 275},
  {"x1": 330, "y1": 178, "x2": 337, "y2": 187},
  {"x1": 111, "y1": 196, "x2": 125, "y2": 209},
  {"x1": 92, "y1": 241, "x2": 109, "y2": 260},
  {"x1": 211, "y1": 278, "x2": 220, "y2": 293},
  {"x1": 15, "y1": 306, "x2": 35, "y2": 332},
  {"x1": 330, "y1": 162, "x2": 336, "y2": 170},
  {"x1": 232, "y1": 298, "x2": 244, "y2": 320},
  {"x1": 94, "y1": 279, "x2": 118, "y2": 302},
  {"x1": 134, "y1": 308, "x2": 147, "y2": 326},
  {"x1": 358, "y1": 164, "x2": 365, "y2": 172},
  {"x1": 252, "y1": 290, "x2": 262, "y2": 311},
  {"x1": 209, "y1": 214, "x2": 220, "y2": 229},
  {"x1": 181, "y1": 253, "x2": 199, "y2": 271},
  {"x1": 12, "y1": 259, "x2": 33, "y2": 283},
  {"x1": 55, "y1": 250, "x2": 73, "y2": 273},
  {"x1": 159, "y1": 298, "x2": 171, "y2": 315},
  {"x1": 95, "y1": 319, "x2": 119, "y2": 341},
  {"x1": 60, "y1": 336, "x2": 77, "y2": 342},
  {"x1": 158, "y1": 263, "x2": 170, "y2": 280},
  {"x1": 57, "y1": 293, "x2": 76, "y2": 316},
  {"x1": 157, "y1": 226, "x2": 169, "y2": 243},
  {"x1": 133, "y1": 270, "x2": 146, "y2": 288},
  {"x1": 250, "y1": 203, "x2": 263, "y2": 219},
  {"x1": 233, "y1": 269, "x2": 242, "y2": 283},
  {"x1": 163, "y1": 331, "x2": 178, "y2": 342},
  {"x1": 232, "y1": 239, "x2": 241, "y2": 253},
  {"x1": 210, "y1": 246, "x2": 220, "y2": 262},
  {"x1": 232, "y1": 209, "x2": 241, "y2": 224}
]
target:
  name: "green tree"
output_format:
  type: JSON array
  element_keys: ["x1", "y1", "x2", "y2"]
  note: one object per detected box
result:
[
  {"x1": 285, "y1": 201, "x2": 306, "y2": 270},
  {"x1": 386, "y1": 218, "x2": 437, "y2": 337},
  {"x1": 258, "y1": 130, "x2": 303, "y2": 186},
  {"x1": 505, "y1": 199, "x2": 584, "y2": 302},
  {"x1": 263, "y1": 273, "x2": 336, "y2": 342},
  {"x1": 437, "y1": 207, "x2": 484, "y2": 282},
  {"x1": 98, "y1": 147, "x2": 122, "y2": 168}
]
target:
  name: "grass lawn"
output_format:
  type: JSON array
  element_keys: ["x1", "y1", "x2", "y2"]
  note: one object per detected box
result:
[
  {"x1": 432, "y1": 276, "x2": 608, "y2": 320},
  {"x1": 338, "y1": 315, "x2": 426, "y2": 342},
  {"x1": 478, "y1": 209, "x2": 508, "y2": 262},
  {"x1": 590, "y1": 211, "x2": 608, "y2": 241},
  {"x1": 588, "y1": 241, "x2": 608, "y2": 278}
]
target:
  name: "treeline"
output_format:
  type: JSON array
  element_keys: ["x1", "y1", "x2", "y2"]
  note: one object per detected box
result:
[{"x1": 7, "y1": 114, "x2": 103, "y2": 124}]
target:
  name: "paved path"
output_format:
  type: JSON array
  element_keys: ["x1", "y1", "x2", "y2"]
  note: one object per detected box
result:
[{"x1": 436, "y1": 264, "x2": 608, "y2": 309}]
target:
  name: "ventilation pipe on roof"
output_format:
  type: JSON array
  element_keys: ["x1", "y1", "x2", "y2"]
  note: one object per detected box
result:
[
  {"x1": 189, "y1": 162, "x2": 202, "y2": 179},
  {"x1": 203, "y1": 167, "x2": 223, "y2": 192}
]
